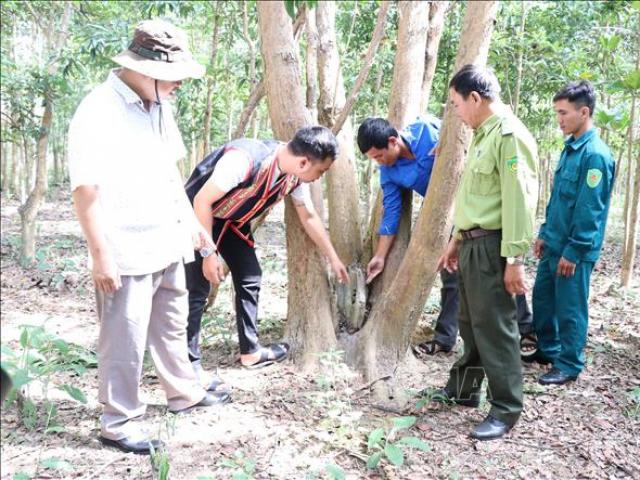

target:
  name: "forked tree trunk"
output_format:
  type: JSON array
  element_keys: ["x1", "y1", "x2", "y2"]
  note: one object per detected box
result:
[
  {"x1": 19, "y1": 101, "x2": 52, "y2": 259},
  {"x1": 420, "y1": 1, "x2": 449, "y2": 113},
  {"x1": 257, "y1": 1, "x2": 337, "y2": 368},
  {"x1": 366, "y1": 1, "x2": 430, "y2": 306},
  {"x1": 316, "y1": 2, "x2": 365, "y2": 330},
  {"x1": 350, "y1": 0, "x2": 500, "y2": 382}
]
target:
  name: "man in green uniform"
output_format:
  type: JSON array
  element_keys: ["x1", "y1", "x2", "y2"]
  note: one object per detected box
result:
[
  {"x1": 435, "y1": 64, "x2": 538, "y2": 440},
  {"x1": 531, "y1": 81, "x2": 615, "y2": 385}
]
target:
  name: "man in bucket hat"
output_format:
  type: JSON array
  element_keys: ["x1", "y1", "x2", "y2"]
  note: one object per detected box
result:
[{"x1": 68, "y1": 19, "x2": 230, "y2": 455}]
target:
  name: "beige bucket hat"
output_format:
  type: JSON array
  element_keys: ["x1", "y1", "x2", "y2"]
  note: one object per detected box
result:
[{"x1": 112, "y1": 19, "x2": 205, "y2": 81}]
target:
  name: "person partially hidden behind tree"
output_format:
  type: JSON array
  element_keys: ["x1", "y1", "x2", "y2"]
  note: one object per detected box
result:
[
  {"x1": 434, "y1": 64, "x2": 538, "y2": 440},
  {"x1": 356, "y1": 117, "x2": 538, "y2": 358},
  {"x1": 356, "y1": 115, "x2": 440, "y2": 284},
  {"x1": 415, "y1": 267, "x2": 537, "y2": 357},
  {"x1": 184, "y1": 127, "x2": 349, "y2": 386},
  {"x1": 530, "y1": 81, "x2": 615, "y2": 386}
]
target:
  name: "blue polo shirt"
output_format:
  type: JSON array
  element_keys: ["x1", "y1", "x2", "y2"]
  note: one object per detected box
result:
[
  {"x1": 379, "y1": 115, "x2": 440, "y2": 235},
  {"x1": 539, "y1": 128, "x2": 615, "y2": 263}
]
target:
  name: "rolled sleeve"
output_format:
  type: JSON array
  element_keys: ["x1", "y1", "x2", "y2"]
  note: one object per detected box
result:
[{"x1": 561, "y1": 152, "x2": 613, "y2": 263}]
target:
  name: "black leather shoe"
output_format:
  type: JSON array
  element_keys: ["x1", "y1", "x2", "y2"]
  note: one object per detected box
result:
[
  {"x1": 538, "y1": 367, "x2": 578, "y2": 385},
  {"x1": 99, "y1": 435, "x2": 164, "y2": 455},
  {"x1": 521, "y1": 350, "x2": 553, "y2": 365},
  {"x1": 470, "y1": 415, "x2": 513, "y2": 441},
  {"x1": 426, "y1": 387, "x2": 480, "y2": 408},
  {"x1": 169, "y1": 391, "x2": 231, "y2": 414}
]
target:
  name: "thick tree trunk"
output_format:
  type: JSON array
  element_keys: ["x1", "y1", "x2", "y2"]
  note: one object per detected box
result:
[
  {"x1": 351, "y1": 0, "x2": 500, "y2": 382},
  {"x1": 258, "y1": 1, "x2": 337, "y2": 367},
  {"x1": 366, "y1": 1, "x2": 430, "y2": 306},
  {"x1": 420, "y1": 1, "x2": 449, "y2": 113},
  {"x1": 316, "y1": 1, "x2": 365, "y2": 330},
  {"x1": 305, "y1": 8, "x2": 319, "y2": 122}
]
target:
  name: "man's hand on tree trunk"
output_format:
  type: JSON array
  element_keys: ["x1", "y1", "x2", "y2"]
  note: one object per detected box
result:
[{"x1": 366, "y1": 256, "x2": 385, "y2": 284}]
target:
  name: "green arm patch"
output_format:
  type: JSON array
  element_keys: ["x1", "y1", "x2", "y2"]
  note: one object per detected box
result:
[
  {"x1": 506, "y1": 156, "x2": 518, "y2": 172},
  {"x1": 586, "y1": 168, "x2": 603, "y2": 188}
]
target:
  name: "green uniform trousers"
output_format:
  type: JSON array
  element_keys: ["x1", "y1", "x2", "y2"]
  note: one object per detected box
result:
[
  {"x1": 445, "y1": 234, "x2": 523, "y2": 425},
  {"x1": 532, "y1": 253, "x2": 594, "y2": 376}
]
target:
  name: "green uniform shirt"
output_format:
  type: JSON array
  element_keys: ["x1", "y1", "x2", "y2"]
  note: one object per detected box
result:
[{"x1": 453, "y1": 111, "x2": 538, "y2": 257}]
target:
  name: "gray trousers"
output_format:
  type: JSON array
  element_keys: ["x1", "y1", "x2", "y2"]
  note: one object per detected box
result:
[{"x1": 96, "y1": 261, "x2": 205, "y2": 440}]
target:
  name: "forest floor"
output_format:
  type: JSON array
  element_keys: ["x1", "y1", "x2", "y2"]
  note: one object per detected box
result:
[{"x1": 1, "y1": 190, "x2": 639, "y2": 480}]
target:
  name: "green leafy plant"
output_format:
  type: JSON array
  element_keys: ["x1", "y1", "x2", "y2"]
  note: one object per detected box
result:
[
  {"x1": 366, "y1": 416, "x2": 429, "y2": 470},
  {"x1": 324, "y1": 463, "x2": 345, "y2": 480},
  {"x1": 150, "y1": 413, "x2": 178, "y2": 480},
  {"x1": 1, "y1": 324, "x2": 95, "y2": 429},
  {"x1": 218, "y1": 450, "x2": 257, "y2": 480}
]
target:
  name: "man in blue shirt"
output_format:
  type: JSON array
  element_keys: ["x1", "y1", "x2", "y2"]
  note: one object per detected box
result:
[
  {"x1": 532, "y1": 81, "x2": 615, "y2": 385},
  {"x1": 357, "y1": 116, "x2": 440, "y2": 282}
]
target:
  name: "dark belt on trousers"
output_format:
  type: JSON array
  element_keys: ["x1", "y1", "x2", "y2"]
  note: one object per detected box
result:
[{"x1": 459, "y1": 228, "x2": 501, "y2": 241}]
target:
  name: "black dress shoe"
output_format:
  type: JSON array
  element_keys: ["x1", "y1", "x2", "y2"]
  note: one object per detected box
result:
[
  {"x1": 426, "y1": 387, "x2": 480, "y2": 408},
  {"x1": 521, "y1": 350, "x2": 553, "y2": 365},
  {"x1": 470, "y1": 415, "x2": 513, "y2": 441},
  {"x1": 538, "y1": 367, "x2": 578, "y2": 385},
  {"x1": 169, "y1": 391, "x2": 231, "y2": 414},
  {"x1": 99, "y1": 435, "x2": 164, "y2": 455}
]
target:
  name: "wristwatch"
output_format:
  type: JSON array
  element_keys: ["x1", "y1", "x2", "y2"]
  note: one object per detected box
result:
[
  {"x1": 506, "y1": 256, "x2": 524, "y2": 266},
  {"x1": 199, "y1": 246, "x2": 216, "y2": 258}
]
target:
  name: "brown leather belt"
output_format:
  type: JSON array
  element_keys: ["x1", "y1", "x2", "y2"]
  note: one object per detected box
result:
[{"x1": 459, "y1": 228, "x2": 501, "y2": 241}]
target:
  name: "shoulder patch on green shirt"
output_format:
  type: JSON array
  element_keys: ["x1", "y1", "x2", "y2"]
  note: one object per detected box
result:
[
  {"x1": 501, "y1": 119, "x2": 514, "y2": 136},
  {"x1": 506, "y1": 156, "x2": 518, "y2": 172},
  {"x1": 587, "y1": 168, "x2": 603, "y2": 188}
]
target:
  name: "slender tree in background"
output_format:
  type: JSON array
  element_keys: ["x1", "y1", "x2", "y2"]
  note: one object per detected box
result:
[
  {"x1": 420, "y1": 1, "x2": 449, "y2": 113},
  {"x1": 621, "y1": 29, "x2": 640, "y2": 288},
  {"x1": 18, "y1": 3, "x2": 72, "y2": 261}
]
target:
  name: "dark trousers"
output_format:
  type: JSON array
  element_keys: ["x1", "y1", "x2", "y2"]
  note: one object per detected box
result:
[
  {"x1": 445, "y1": 234, "x2": 523, "y2": 424},
  {"x1": 434, "y1": 269, "x2": 533, "y2": 349},
  {"x1": 185, "y1": 221, "x2": 262, "y2": 364}
]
